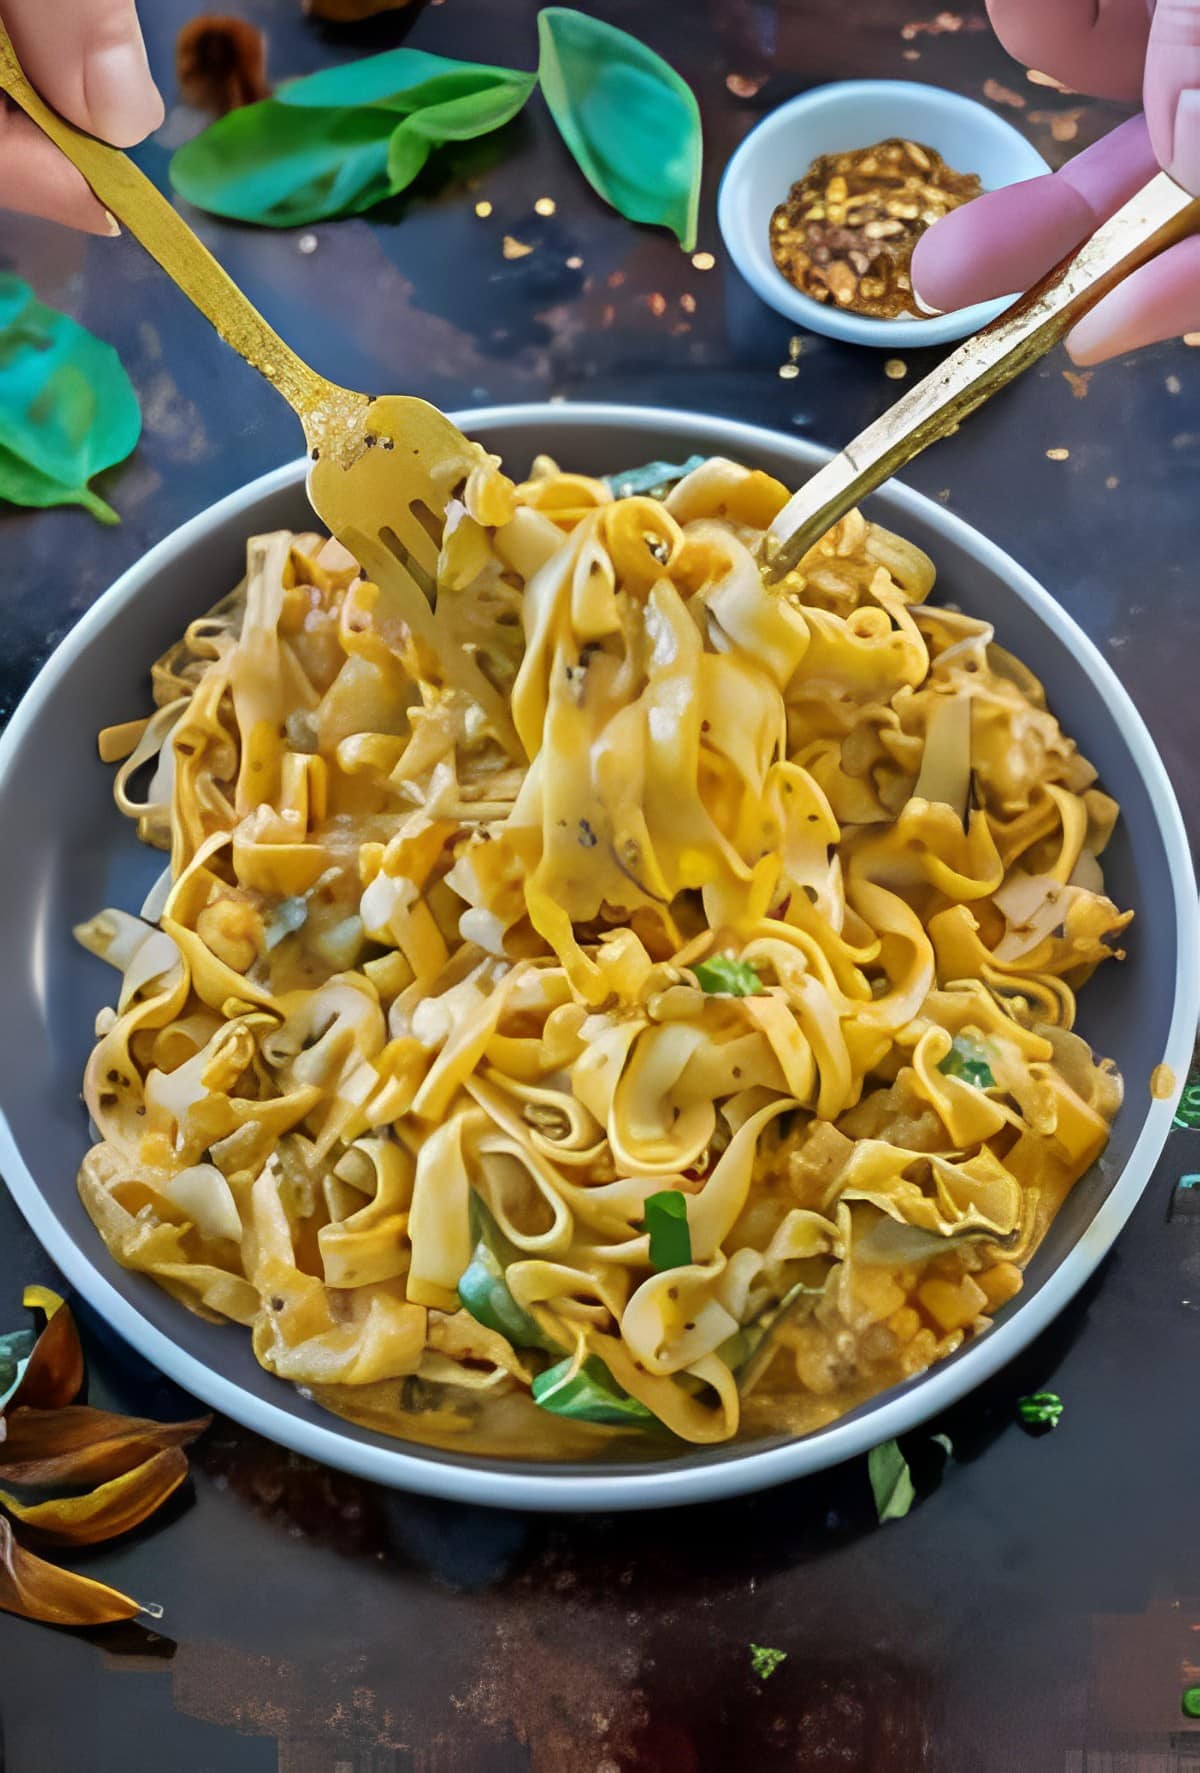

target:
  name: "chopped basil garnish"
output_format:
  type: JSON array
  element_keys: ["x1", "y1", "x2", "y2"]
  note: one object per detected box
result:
[
  {"x1": 531, "y1": 1355, "x2": 656, "y2": 1427},
  {"x1": 749, "y1": 1644, "x2": 787, "y2": 1681},
  {"x1": 606, "y1": 454, "x2": 707, "y2": 499},
  {"x1": 937, "y1": 1033, "x2": 995, "y2": 1090},
  {"x1": 1016, "y1": 1390, "x2": 1063, "y2": 1430},
  {"x1": 643, "y1": 1190, "x2": 692, "y2": 1271},
  {"x1": 868, "y1": 1438, "x2": 916, "y2": 1522},
  {"x1": 692, "y1": 955, "x2": 762, "y2": 997}
]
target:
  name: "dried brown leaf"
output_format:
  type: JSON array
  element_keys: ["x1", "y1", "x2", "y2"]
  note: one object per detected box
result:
[
  {"x1": 0, "y1": 1447, "x2": 189, "y2": 1546},
  {"x1": 177, "y1": 14, "x2": 269, "y2": 114},
  {"x1": 0, "y1": 1407, "x2": 210, "y2": 1488},
  {"x1": 4, "y1": 1306, "x2": 85, "y2": 1414},
  {"x1": 0, "y1": 1517, "x2": 144, "y2": 1626}
]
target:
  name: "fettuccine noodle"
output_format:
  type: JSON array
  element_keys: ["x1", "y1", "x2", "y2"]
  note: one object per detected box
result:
[{"x1": 76, "y1": 454, "x2": 1128, "y2": 1457}]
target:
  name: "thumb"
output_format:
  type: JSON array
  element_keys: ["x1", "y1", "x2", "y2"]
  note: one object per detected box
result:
[
  {"x1": 1144, "y1": 0, "x2": 1200, "y2": 192},
  {"x1": 2, "y1": 0, "x2": 163, "y2": 148}
]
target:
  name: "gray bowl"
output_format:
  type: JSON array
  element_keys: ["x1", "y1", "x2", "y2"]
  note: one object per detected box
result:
[{"x1": 0, "y1": 404, "x2": 1195, "y2": 1511}]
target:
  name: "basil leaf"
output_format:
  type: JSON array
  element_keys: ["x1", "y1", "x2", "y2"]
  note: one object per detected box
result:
[
  {"x1": 692, "y1": 955, "x2": 762, "y2": 997},
  {"x1": 278, "y1": 48, "x2": 531, "y2": 118},
  {"x1": 1017, "y1": 1390, "x2": 1063, "y2": 1430},
  {"x1": 868, "y1": 1438, "x2": 916, "y2": 1523},
  {"x1": 389, "y1": 73, "x2": 536, "y2": 141},
  {"x1": 458, "y1": 1239, "x2": 560, "y2": 1355},
  {"x1": 749, "y1": 1644, "x2": 787, "y2": 1681},
  {"x1": 0, "y1": 277, "x2": 140, "y2": 523},
  {"x1": 537, "y1": 8, "x2": 702, "y2": 250},
  {"x1": 642, "y1": 1190, "x2": 692, "y2": 1272},
  {"x1": 171, "y1": 103, "x2": 403, "y2": 226},
  {"x1": 721, "y1": 1279, "x2": 817, "y2": 1380},
  {"x1": 170, "y1": 49, "x2": 535, "y2": 228},
  {"x1": 937, "y1": 1034, "x2": 995, "y2": 1090},
  {"x1": 607, "y1": 455, "x2": 708, "y2": 499},
  {"x1": 532, "y1": 1355, "x2": 656, "y2": 1427}
]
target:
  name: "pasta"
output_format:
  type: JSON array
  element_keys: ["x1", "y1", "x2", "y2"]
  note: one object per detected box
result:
[{"x1": 75, "y1": 452, "x2": 1129, "y2": 1458}]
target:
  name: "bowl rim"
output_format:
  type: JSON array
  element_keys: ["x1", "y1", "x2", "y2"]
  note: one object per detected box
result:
[
  {"x1": 717, "y1": 77, "x2": 1052, "y2": 347},
  {"x1": 0, "y1": 399, "x2": 1195, "y2": 1511}
]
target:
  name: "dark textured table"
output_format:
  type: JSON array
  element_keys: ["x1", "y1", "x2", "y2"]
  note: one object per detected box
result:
[{"x1": 2, "y1": 3, "x2": 1200, "y2": 1768}]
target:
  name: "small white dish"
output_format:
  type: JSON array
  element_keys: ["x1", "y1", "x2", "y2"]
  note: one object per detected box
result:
[{"x1": 718, "y1": 79, "x2": 1051, "y2": 348}]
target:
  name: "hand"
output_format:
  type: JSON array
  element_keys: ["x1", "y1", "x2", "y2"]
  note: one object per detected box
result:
[
  {"x1": 0, "y1": 0, "x2": 162, "y2": 234},
  {"x1": 911, "y1": 0, "x2": 1200, "y2": 363}
]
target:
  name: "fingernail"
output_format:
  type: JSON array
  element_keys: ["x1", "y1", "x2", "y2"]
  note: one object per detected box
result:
[
  {"x1": 104, "y1": 209, "x2": 121, "y2": 238},
  {"x1": 1170, "y1": 89, "x2": 1200, "y2": 196},
  {"x1": 85, "y1": 38, "x2": 164, "y2": 147},
  {"x1": 911, "y1": 286, "x2": 944, "y2": 317}
]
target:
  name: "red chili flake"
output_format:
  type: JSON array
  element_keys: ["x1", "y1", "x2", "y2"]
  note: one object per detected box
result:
[
  {"x1": 983, "y1": 78, "x2": 1026, "y2": 109},
  {"x1": 726, "y1": 73, "x2": 767, "y2": 98}
]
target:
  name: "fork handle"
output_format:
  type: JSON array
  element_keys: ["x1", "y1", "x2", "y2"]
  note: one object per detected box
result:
[
  {"x1": 0, "y1": 23, "x2": 336, "y2": 431},
  {"x1": 765, "y1": 168, "x2": 1200, "y2": 577}
]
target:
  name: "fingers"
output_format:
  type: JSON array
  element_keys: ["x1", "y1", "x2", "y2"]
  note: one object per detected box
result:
[
  {"x1": 2, "y1": 0, "x2": 163, "y2": 147},
  {"x1": 911, "y1": 116, "x2": 1158, "y2": 313},
  {"x1": 985, "y1": 0, "x2": 1149, "y2": 101},
  {"x1": 1144, "y1": 0, "x2": 1200, "y2": 192},
  {"x1": 0, "y1": 105, "x2": 115, "y2": 233},
  {"x1": 1067, "y1": 235, "x2": 1200, "y2": 361}
]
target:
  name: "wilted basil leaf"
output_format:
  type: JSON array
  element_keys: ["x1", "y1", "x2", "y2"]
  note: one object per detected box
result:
[
  {"x1": 0, "y1": 1517, "x2": 147, "y2": 1626},
  {"x1": 170, "y1": 49, "x2": 535, "y2": 227},
  {"x1": 0, "y1": 277, "x2": 140, "y2": 523},
  {"x1": 0, "y1": 1406, "x2": 210, "y2": 1489},
  {"x1": 4, "y1": 1304, "x2": 84, "y2": 1413},
  {"x1": 537, "y1": 8, "x2": 702, "y2": 249},
  {"x1": 0, "y1": 1447, "x2": 188, "y2": 1547}
]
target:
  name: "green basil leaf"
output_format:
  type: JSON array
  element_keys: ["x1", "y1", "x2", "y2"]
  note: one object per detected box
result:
[
  {"x1": 0, "y1": 277, "x2": 140, "y2": 523},
  {"x1": 692, "y1": 955, "x2": 762, "y2": 997},
  {"x1": 532, "y1": 1355, "x2": 657, "y2": 1428},
  {"x1": 868, "y1": 1438, "x2": 916, "y2": 1523},
  {"x1": 1016, "y1": 1390, "x2": 1063, "y2": 1430},
  {"x1": 642, "y1": 1190, "x2": 692, "y2": 1272},
  {"x1": 458, "y1": 1239, "x2": 560, "y2": 1355},
  {"x1": 392, "y1": 73, "x2": 537, "y2": 141},
  {"x1": 937, "y1": 1034, "x2": 995, "y2": 1090},
  {"x1": 278, "y1": 48, "x2": 530, "y2": 117},
  {"x1": 171, "y1": 48, "x2": 535, "y2": 226},
  {"x1": 749, "y1": 1644, "x2": 787, "y2": 1681},
  {"x1": 170, "y1": 102, "x2": 402, "y2": 226},
  {"x1": 537, "y1": 7, "x2": 702, "y2": 250},
  {"x1": 384, "y1": 66, "x2": 535, "y2": 191},
  {"x1": 386, "y1": 123, "x2": 435, "y2": 199},
  {"x1": 607, "y1": 455, "x2": 709, "y2": 499}
]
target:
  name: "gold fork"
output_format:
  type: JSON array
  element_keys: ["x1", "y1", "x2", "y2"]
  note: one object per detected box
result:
[
  {"x1": 0, "y1": 23, "x2": 519, "y2": 753},
  {"x1": 764, "y1": 168, "x2": 1200, "y2": 579}
]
